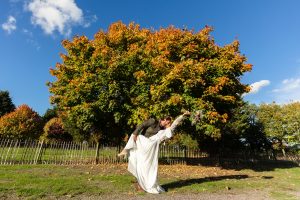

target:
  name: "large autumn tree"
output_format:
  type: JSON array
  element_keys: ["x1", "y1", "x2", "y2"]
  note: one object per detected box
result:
[{"x1": 48, "y1": 22, "x2": 252, "y2": 143}]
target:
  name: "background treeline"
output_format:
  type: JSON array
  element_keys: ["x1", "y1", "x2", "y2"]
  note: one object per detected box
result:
[
  {"x1": 0, "y1": 22, "x2": 299, "y2": 155},
  {"x1": 1, "y1": 90, "x2": 299, "y2": 154}
]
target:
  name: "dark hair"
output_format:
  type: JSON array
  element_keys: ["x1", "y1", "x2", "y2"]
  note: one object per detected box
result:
[{"x1": 163, "y1": 116, "x2": 172, "y2": 121}]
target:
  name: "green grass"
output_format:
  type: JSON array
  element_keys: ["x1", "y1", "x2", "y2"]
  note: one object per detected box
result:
[
  {"x1": 0, "y1": 163, "x2": 299, "y2": 199},
  {"x1": 270, "y1": 192, "x2": 298, "y2": 200},
  {"x1": 159, "y1": 162, "x2": 300, "y2": 199},
  {"x1": 267, "y1": 167, "x2": 300, "y2": 200},
  {"x1": 0, "y1": 165, "x2": 134, "y2": 199},
  {"x1": 159, "y1": 166, "x2": 300, "y2": 200}
]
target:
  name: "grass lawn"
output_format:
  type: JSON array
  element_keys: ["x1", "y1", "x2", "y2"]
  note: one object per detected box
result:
[{"x1": 0, "y1": 161, "x2": 299, "y2": 200}]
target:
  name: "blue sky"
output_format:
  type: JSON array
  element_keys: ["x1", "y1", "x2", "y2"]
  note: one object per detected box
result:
[{"x1": 1, "y1": 0, "x2": 300, "y2": 115}]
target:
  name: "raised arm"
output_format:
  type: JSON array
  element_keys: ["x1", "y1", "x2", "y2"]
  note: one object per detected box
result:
[{"x1": 170, "y1": 111, "x2": 191, "y2": 132}]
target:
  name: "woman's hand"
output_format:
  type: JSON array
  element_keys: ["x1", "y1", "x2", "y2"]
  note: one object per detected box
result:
[{"x1": 183, "y1": 111, "x2": 191, "y2": 116}]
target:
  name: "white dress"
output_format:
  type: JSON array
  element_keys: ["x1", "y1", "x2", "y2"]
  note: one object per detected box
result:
[{"x1": 123, "y1": 115, "x2": 185, "y2": 194}]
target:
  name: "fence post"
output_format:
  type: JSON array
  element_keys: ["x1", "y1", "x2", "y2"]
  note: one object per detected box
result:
[
  {"x1": 10, "y1": 140, "x2": 19, "y2": 165},
  {"x1": 4, "y1": 139, "x2": 13, "y2": 165},
  {"x1": 184, "y1": 146, "x2": 188, "y2": 165},
  {"x1": 95, "y1": 142, "x2": 100, "y2": 164},
  {"x1": 34, "y1": 140, "x2": 44, "y2": 164}
]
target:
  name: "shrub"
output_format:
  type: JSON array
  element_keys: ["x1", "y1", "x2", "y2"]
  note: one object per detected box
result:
[
  {"x1": 167, "y1": 132, "x2": 199, "y2": 148},
  {"x1": 0, "y1": 104, "x2": 43, "y2": 139},
  {"x1": 41, "y1": 117, "x2": 72, "y2": 142}
]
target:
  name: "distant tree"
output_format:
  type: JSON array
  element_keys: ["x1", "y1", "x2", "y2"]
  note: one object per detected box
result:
[
  {"x1": 43, "y1": 106, "x2": 58, "y2": 122},
  {"x1": 257, "y1": 103, "x2": 283, "y2": 141},
  {"x1": 281, "y1": 102, "x2": 300, "y2": 145},
  {"x1": 257, "y1": 102, "x2": 300, "y2": 150},
  {"x1": 223, "y1": 102, "x2": 271, "y2": 154},
  {"x1": 41, "y1": 117, "x2": 72, "y2": 142},
  {"x1": 0, "y1": 90, "x2": 15, "y2": 117},
  {"x1": 48, "y1": 21, "x2": 252, "y2": 143},
  {"x1": 58, "y1": 111, "x2": 90, "y2": 142},
  {"x1": 167, "y1": 132, "x2": 199, "y2": 149},
  {"x1": 0, "y1": 104, "x2": 43, "y2": 139}
]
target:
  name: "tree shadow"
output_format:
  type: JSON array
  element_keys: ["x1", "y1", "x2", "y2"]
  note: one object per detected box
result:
[
  {"x1": 215, "y1": 159, "x2": 299, "y2": 172},
  {"x1": 161, "y1": 174, "x2": 250, "y2": 191},
  {"x1": 161, "y1": 157, "x2": 299, "y2": 172}
]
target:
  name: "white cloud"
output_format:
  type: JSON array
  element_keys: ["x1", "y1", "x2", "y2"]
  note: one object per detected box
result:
[
  {"x1": 272, "y1": 78, "x2": 300, "y2": 103},
  {"x1": 1, "y1": 16, "x2": 17, "y2": 34},
  {"x1": 22, "y1": 29, "x2": 41, "y2": 50},
  {"x1": 83, "y1": 15, "x2": 98, "y2": 28},
  {"x1": 273, "y1": 78, "x2": 300, "y2": 93},
  {"x1": 247, "y1": 80, "x2": 271, "y2": 95},
  {"x1": 22, "y1": 28, "x2": 33, "y2": 37},
  {"x1": 25, "y1": 0, "x2": 84, "y2": 36}
]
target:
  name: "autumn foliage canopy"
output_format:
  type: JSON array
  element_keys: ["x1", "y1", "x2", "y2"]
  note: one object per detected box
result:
[
  {"x1": 0, "y1": 104, "x2": 43, "y2": 139},
  {"x1": 48, "y1": 22, "x2": 252, "y2": 141}
]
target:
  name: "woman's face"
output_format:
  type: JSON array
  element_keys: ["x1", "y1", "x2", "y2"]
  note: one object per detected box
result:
[
  {"x1": 160, "y1": 119, "x2": 171, "y2": 128},
  {"x1": 165, "y1": 121, "x2": 171, "y2": 128}
]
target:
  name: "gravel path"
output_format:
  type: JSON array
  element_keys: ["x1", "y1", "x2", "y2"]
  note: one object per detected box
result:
[
  {"x1": 1, "y1": 189, "x2": 272, "y2": 200},
  {"x1": 60, "y1": 190, "x2": 271, "y2": 200}
]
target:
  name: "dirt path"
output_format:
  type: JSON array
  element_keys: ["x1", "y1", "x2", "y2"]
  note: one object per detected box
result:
[{"x1": 58, "y1": 189, "x2": 271, "y2": 200}]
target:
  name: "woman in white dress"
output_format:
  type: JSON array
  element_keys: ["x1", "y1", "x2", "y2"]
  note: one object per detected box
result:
[{"x1": 118, "y1": 112, "x2": 189, "y2": 194}]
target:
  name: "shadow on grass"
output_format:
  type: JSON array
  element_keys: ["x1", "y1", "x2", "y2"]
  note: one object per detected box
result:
[
  {"x1": 162, "y1": 174, "x2": 250, "y2": 191},
  {"x1": 161, "y1": 157, "x2": 299, "y2": 172},
  {"x1": 218, "y1": 160, "x2": 299, "y2": 172}
]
